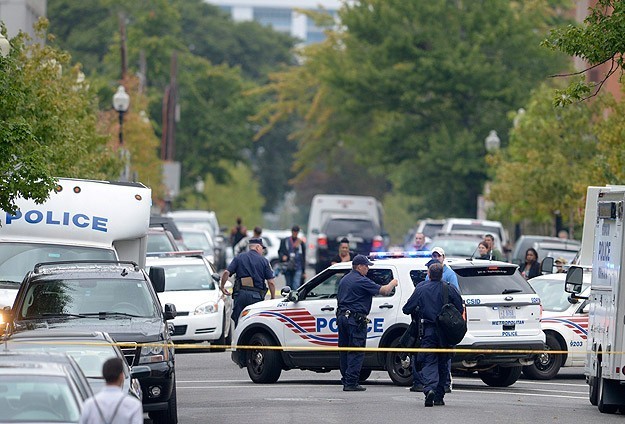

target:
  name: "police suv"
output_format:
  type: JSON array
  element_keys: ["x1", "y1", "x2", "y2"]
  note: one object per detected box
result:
[{"x1": 231, "y1": 252, "x2": 545, "y2": 387}]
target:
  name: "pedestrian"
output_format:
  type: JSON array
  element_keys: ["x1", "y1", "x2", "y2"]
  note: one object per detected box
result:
[
  {"x1": 483, "y1": 234, "x2": 505, "y2": 261},
  {"x1": 555, "y1": 257, "x2": 567, "y2": 273},
  {"x1": 278, "y1": 225, "x2": 306, "y2": 290},
  {"x1": 402, "y1": 262, "x2": 464, "y2": 407},
  {"x1": 337, "y1": 254, "x2": 398, "y2": 391},
  {"x1": 233, "y1": 226, "x2": 264, "y2": 256},
  {"x1": 230, "y1": 217, "x2": 247, "y2": 254},
  {"x1": 413, "y1": 232, "x2": 429, "y2": 251},
  {"x1": 78, "y1": 357, "x2": 143, "y2": 424},
  {"x1": 520, "y1": 247, "x2": 540, "y2": 280},
  {"x1": 558, "y1": 229, "x2": 569, "y2": 239},
  {"x1": 477, "y1": 241, "x2": 490, "y2": 259},
  {"x1": 220, "y1": 237, "x2": 276, "y2": 326},
  {"x1": 330, "y1": 237, "x2": 355, "y2": 265}
]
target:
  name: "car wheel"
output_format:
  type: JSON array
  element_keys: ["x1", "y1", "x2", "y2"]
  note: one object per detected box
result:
[
  {"x1": 589, "y1": 360, "x2": 599, "y2": 406},
  {"x1": 246, "y1": 333, "x2": 282, "y2": 383},
  {"x1": 478, "y1": 365, "x2": 522, "y2": 387},
  {"x1": 359, "y1": 368, "x2": 372, "y2": 383},
  {"x1": 385, "y1": 336, "x2": 413, "y2": 386},
  {"x1": 522, "y1": 333, "x2": 564, "y2": 380},
  {"x1": 597, "y1": 359, "x2": 618, "y2": 413},
  {"x1": 149, "y1": 378, "x2": 178, "y2": 424},
  {"x1": 211, "y1": 312, "x2": 228, "y2": 352}
]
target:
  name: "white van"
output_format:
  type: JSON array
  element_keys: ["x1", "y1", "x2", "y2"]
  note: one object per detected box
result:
[{"x1": 440, "y1": 218, "x2": 509, "y2": 249}]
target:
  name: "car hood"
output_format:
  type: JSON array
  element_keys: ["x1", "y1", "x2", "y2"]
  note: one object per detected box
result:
[
  {"x1": 14, "y1": 317, "x2": 166, "y2": 343},
  {"x1": 158, "y1": 290, "x2": 221, "y2": 312}
]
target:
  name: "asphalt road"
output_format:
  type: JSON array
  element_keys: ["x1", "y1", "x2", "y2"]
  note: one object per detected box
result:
[{"x1": 171, "y1": 349, "x2": 624, "y2": 424}]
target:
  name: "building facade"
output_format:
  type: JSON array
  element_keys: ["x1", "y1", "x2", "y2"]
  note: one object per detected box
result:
[
  {"x1": 206, "y1": 0, "x2": 343, "y2": 44},
  {"x1": 0, "y1": 0, "x2": 46, "y2": 42}
]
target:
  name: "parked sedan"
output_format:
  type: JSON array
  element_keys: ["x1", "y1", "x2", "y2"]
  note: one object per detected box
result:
[
  {"x1": 147, "y1": 253, "x2": 233, "y2": 350},
  {"x1": 178, "y1": 226, "x2": 216, "y2": 264},
  {"x1": 5, "y1": 330, "x2": 149, "y2": 400},
  {"x1": 0, "y1": 352, "x2": 93, "y2": 423}
]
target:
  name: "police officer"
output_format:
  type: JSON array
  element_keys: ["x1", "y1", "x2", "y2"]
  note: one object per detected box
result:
[
  {"x1": 337, "y1": 254, "x2": 398, "y2": 391},
  {"x1": 220, "y1": 237, "x2": 276, "y2": 326},
  {"x1": 402, "y1": 262, "x2": 463, "y2": 407}
]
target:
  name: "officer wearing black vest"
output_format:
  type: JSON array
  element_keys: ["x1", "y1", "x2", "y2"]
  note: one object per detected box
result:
[
  {"x1": 220, "y1": 237, "x2": 275, "y2": 326},
  {"x1": 403, "y1": 262, "x2": 463, "y2": 407},
  {"x1": 337, "y1": 254, "x2": 398, "y2": 391}
]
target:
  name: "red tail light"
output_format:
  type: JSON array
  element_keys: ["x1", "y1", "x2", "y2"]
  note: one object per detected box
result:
[
  {"x1": 317, "y1": 234, "x2": 328, "y2": 248},
  {"x1": 371, "y1": 236, "x2": 384, "y2": 251}
]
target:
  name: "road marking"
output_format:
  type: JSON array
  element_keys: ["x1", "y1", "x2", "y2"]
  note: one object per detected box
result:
[{"x1": 453, "y1": 389, "x2": 587, "y2": 400}]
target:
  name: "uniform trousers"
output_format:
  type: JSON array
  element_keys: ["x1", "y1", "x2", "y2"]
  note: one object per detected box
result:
[
  {"x1": 417, "y1": 330, "x2": 451, "y2": 400},
  {"x1": 337, "y1": 314, "x2": 367, "y2": 387},
  {"x1": 232, "y1": 289, "x2": 263, "y2": 326}
]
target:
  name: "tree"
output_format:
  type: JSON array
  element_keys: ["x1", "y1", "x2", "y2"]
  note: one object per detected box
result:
[
  {"x1": 542, "y1": 0, "x2": 625, "y2": 104},
  {"x1": 0, "y1": 22, "x2": 119, "y2": 214},
  {"x1": 256, "y1": 0, "x2": 570, "y2": 218},
  {"x1": 488, "y1": 82, "x2": 606, "y2": 229}
]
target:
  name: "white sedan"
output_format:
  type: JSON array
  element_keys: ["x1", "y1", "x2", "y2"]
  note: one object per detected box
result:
[{"x1": 147, "y1": 253, "x2": 233, "y2": 350}]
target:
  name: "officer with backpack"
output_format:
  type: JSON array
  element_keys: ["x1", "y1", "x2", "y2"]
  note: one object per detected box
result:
[{"x1": 402, "y1": 262, "x2": 464, "y2": 407}]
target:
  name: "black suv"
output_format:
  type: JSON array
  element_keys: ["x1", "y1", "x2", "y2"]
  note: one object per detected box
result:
[
  {"x1": 315, "y1": 217, "x2": 385, "y2": 273},
  {"x1": 5, "y1": 261, "x2": 178, "y2": 424}
]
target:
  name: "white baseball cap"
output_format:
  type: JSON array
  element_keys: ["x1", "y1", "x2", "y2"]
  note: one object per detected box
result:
[{"x1": 431, "y1": 247, "x2": 445, "y2": 257}]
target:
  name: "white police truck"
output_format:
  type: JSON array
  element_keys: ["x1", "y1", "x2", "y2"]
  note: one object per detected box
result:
[
  {"x1": 231, "y1": 252, "x2": 544, "y2": 387},
  {"x1": 0, "y1": 178, "x2": 152, "y2": 309}
]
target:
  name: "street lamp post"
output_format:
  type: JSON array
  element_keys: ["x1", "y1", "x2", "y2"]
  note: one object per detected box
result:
[
  {"x1": 478, "y1": 130, "x2": 501, "y2": 220},
  {"x1": 112, "y1": 86, "x2": 130, "y2": 181},
  {"x1": 485, "y1": 130, "x2": 501, "y2": 153}
]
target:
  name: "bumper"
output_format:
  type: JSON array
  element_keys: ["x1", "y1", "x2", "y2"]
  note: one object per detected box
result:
[
  {"x1": 170, "y1": 313, "x2": 223, "y2": 342},
  {"x1": 452, "y1": 341, "x2": 545, "y2": 368},
  {"x1": 139, "y1": 361, "x2": 175, "y2": 411}
]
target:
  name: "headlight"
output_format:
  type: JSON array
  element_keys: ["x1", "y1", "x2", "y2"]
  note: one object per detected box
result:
[
  {"x1": 194, "y1": 301, "x2": 219, "y2": 315},
  {"x1": 138, "y1": 343, "x2": 169, "y2": 364}
]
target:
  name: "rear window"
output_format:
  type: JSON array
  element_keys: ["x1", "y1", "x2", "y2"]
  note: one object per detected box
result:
[
  {"x1": 454, "y1": 266, "x2": 534, "y2": 295},
  {"x1": 323, "y1": 219, "x2": 378, "y2": 238}
]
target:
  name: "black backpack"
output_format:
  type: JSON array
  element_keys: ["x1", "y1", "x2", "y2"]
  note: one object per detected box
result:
[{"x1": 436, "y1": 283, "x2": 466, "y2": 346}]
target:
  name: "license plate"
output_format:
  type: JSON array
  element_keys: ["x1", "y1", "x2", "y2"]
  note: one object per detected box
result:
[{"x1": 498, "y1": 307, "x2": 515, "y2": 319}]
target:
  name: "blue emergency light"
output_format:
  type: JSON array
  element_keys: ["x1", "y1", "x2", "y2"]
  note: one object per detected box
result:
[{"x1": 368, "y1": 250, "x2": 433, "y2": 260}]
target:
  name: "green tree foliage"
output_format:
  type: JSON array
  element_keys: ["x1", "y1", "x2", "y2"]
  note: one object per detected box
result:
[
  {"x1": 256, "y1": 0, "x2": 569, "y2": 218},
  {"x1": 542, "y1": 0, "x2": 625, "y2": 104},
  {"x1": 488, "y1": 82, "x2": 606, "y2": 227},
  {"x1": 0, "y1": 23, "x2": 118, "y2": 214}
]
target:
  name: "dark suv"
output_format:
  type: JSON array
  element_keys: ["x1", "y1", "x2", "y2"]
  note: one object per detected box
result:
[
  {"x1": 315, "y1": 217, "x2": 385, "y2": 273},
  {"x1": 5, "y1": 261, "x2": 178, "y2": 424}
]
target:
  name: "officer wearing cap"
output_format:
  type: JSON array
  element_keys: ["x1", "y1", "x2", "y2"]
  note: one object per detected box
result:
[
  {"x1": 220, "y1": 237, "x2": 276, "y2": 326},
  {"x1": 337, "y1": 254, "x2": 398, "y2": 391}
]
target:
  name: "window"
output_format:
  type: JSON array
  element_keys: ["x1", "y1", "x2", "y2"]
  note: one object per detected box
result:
[
  {"x1": 454, "y1": 266, "x2": 535, "y2": 295},
  {"x1": 323, "y1": 219, "x2": 378, "y2": 238},
  {"x1": 253, "y1": 7, "x2": 291, "y2": 33}
]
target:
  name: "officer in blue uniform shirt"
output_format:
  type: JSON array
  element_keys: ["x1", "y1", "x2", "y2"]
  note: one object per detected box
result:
[
  {"x1": 337, "y1": 254, "x2": 398, "y2": 391},
  {"x1": 220, "y1": 237, "x2": 276, "y2": 326},
  {"x1": 403, "y1": 262, "x2": 463, "y2": 406}
]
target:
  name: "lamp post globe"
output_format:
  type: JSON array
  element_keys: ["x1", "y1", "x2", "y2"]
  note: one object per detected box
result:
[
  {"x1": 112, "y1": 85, "x2": 130, "y2": 147},
  {"x1": 485, "y1": 130, "x2": 500, "y2": 153},
  {"x1": 0, "y1": 32, "x2": 10, "y2": 58}
]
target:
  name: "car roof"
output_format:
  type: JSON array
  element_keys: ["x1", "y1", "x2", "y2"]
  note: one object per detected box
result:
[{"x1": 0, "y1": 357, "x2": 75, "y2": 377}]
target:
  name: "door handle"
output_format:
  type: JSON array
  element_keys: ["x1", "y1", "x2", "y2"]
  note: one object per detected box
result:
[
  {"x1": 321, "y1": 306, "x2": 335, "y2": 311},
  {"x1": 379, "y1": 304, "x2": 393, "y2": 309}
]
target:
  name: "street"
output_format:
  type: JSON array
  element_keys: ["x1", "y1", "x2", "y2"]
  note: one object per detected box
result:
[{"x1": 172, "y1": 349, "x2": 620, "y2": 424}]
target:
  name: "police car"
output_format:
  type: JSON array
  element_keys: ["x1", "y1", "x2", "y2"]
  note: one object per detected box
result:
[
  {"x1": 231, "y1": 252, "x2": 545, "y2": 387},
  {"x1": 524, "y1": 269, "x2": 590, "y2": 379}
]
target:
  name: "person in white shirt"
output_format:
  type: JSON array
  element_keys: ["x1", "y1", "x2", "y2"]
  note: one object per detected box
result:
[{"x1": 79, "y1": 357, "x2": 143, "y2": 424}]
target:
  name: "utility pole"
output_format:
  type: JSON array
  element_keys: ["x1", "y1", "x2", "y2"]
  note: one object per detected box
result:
[{"x1": 119, "y1": 12, "x2": 127, "y2": 81}]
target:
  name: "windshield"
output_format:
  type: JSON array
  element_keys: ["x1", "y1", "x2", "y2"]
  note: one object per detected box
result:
[
  {"x1": 323, "y1": 219, "x2": 378, "y2": 238},
  {"x1": 159, "y1": 264, "x2": 215, "y2": 291},
  {"x1": 147, "y1": 233, "x2": 176, "y2": 253},
  {"x1": 19, "y1": 278, "x2": 158, "y2": 320},
  {"x1": 0, "y1": 243, "x2": 115, "y2": 284},
  {"x1": 530, "y1": 278, "x2": 589, "y2": 312},
  {"x1": 0, "y1": 375, "x2": 81, "y2": 422},
  {"x1": 430, "y1": 238, "x2": 479, "y2": 258},
  {"x1": 449, "y1": 224, "x2": 502, "y2": 240},
  {"x1": 180, "y1": 231, "x2": 214, "y2": 253}
]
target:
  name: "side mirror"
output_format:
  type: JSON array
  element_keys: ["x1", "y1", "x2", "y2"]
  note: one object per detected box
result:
[
  {"x1": 565, "y1": 266, "x2": 584, "y2": 294},
  {"x1": 567, "y1": 294, "x2": 579, "y2": 305},
  {"x1": 281, "y1": 286, "x2": 291, "y2": 297},
  {"x1": 130, "y1": 365, "x2": 151, "y2": 379},
  {"x1": 540, "y1": 257, "x2": 554, "y2": 275},
  {"x1": 164, "y1": 303, "x2": 177, "y2": 320},
  {"x1": 149, "y1": 267, "x2": 166, "y2": 293}
]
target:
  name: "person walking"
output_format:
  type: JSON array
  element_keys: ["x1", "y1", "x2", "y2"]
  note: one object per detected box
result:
[
  {"x1": 278, "y1": 225, "x2": 306, "y2": 290},
  {"x1": 230, "y1": 217, "x2": 247, "y2": 254},
  {"x1": 233, "y1": 226, "x2": 264, "y2": 256},
  {"x1": 520, "y1": 247, "x2": 540, "y2": 280},
  {"x1": 220, "y1": 237, "x2": 276, "y2": 326},
  {"x1": 403, "y1": 262, "x2": 464, "y2": 407},
  {"x1": 337, "y1": 254, "x2": 398, "y2": 391},
  {"x1": 330, "y1": 238, "x2": 355, "y2": 265},
  {"x1": 79, "y1": 357, "x2": 143, "y2": 424}
]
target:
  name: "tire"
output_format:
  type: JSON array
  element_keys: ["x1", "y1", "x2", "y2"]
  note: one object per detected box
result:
[
  {"x1": 385, "y1": 336, "x2": 413, "y2": 386},
  {"x1": 522, "y1": 333, "x2": 564, "y2": 380},
  {"x1": 597, "y1": 360, "x2": 618, "y2": 414},
  {"x1": 211, "y1": 312, "x2": 229, "y2": 352},
  {"x1": 149, "y1": 378, "x2": 178, "y2": 424},
  {"x1": 589, "y1": 360, "x2": 599, "y2": 406},
  {"x1": 359, "y1": 368, "x2": 372, "y2": 383},
  {"x1": 246, "y1": 333, "x2": 282, "y2": 383},
  {"x1": 478, "y1": 365, "x2": 522, "y2": 387}
]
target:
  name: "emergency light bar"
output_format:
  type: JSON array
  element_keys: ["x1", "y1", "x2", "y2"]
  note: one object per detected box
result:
[{"x1": 368, "y1": 251, "x2": 433, "y2": 260}]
